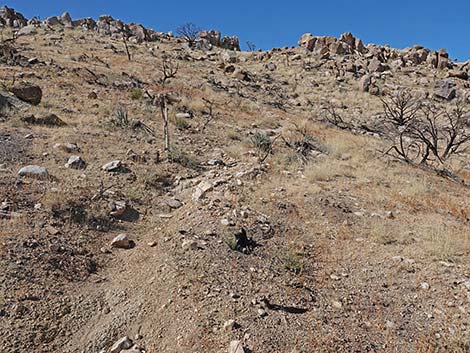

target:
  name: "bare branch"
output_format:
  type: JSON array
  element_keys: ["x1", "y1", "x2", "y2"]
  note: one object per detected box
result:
[
  {"x1": 159, "y1": 59, "x2": 179, "y2": 87},
  {"x1": 380, "y1": 89, "x2": 421, "y2": 127}
]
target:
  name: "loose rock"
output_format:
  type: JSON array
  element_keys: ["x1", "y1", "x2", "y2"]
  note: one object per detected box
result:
[
  {"x1": 167, "y1": 199, "x2": 183, "y2": 209},
  {"x1": 111, "y1": 234, "x2": 132, "y2": 249},
  {"x1": 65, "y1": 155, "x2": 86, "y2": 169},
  {"x1": 102, "y1": 160, "x2": 122, "y2": 172},
  {"x1": 18, "y1": 165, "x2": 49, "y2": 179},
  {"x1": 434, "y1": 79, "x2": 456, "y2": 101},
  {"x1": 110, "y1": 336, "x2": 133, "y2": 353},
  {"x1": 229, "y1": 340, "x2": 245, "y2": 353},
  {"x1": 193, "y1": 180, "x2": 213, "y2": 201},
  {"x1": 10, "y1": 84, "x2": 42, "y2": 105}
]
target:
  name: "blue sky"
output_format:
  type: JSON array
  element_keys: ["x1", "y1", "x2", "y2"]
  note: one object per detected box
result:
[{"x1": 4, "y1": 1, "x2": 470, "y2": 60}]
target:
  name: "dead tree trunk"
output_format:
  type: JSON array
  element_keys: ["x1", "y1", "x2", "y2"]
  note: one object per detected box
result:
[
  {"x1": 123, "y1": 36, "x2": 131, "y2": 61},
  {"x1": 159, "y1": 94, "x2": 170, "y2": 152}
]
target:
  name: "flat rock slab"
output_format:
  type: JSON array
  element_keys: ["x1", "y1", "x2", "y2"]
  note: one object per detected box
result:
[{"x1": 192, "y1": 180, "x2": 213, "y2": 201}]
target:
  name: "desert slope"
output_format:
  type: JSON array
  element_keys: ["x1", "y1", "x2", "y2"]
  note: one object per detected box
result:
[{"x1": 0, "y1": 6, "x2": 469, "y2": 353}]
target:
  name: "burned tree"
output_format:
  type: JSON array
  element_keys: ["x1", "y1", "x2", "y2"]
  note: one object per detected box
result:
[
  {"x1": 322, "y1": 101, "x2": 351, "y2": 130},
  {"x1": 176, "y1": 22, "x2": 201, "y2": 47},
  {"x1": 146, "y1": 59, "x2": 180, "y2": 155},
  {"x1": 159, "y1": 59, "x2": 178, "y2": 87},
  {"x1": 381, "y1": 90, "x2": 470, "y2": 168},
  {"x1": 441, "y1": 103, "x2": 470, "y2": 159},
  {"x1": 246, "y1": 41, "x2": 256, "y2": 52},
  {"x1": 122, "y1": 36, "x2": 131, "y2": 61},
  {"x1": 381, "y1": 89, "x2": 421, "y2": 127},
  {"x1": 200, "y1": 97, "x2": 229, "y2": 130}
]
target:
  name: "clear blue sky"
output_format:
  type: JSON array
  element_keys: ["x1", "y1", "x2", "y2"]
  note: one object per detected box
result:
[{"x1": 4, "y1": 0, "x2": 470, "y2": 60}]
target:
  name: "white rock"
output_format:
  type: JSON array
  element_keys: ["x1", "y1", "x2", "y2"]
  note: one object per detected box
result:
[
  {"x1": 54, "y1": 142, "x2": 80, "y2": 153},
  {"x1": 65, "y1": 155, "x2": 86, "y2": 169},
  {"x1": 121, "y1": 345, "x2": 142, "y2": 353},
  {"x1": 192, "y1": 180, "x2": 213, "y2": 201},
  {"x1": 220, "y1": 218, "x2": 234, "y2": 226},
  {"x1": 18, "y1": 165, "x2": 49, "y2": 179},
  {"x1": 111, "y1": 234, "x2": 131, "y2": 249},
  {"x1": 220, "y1": 51, "x2": 238, "y2": 64},
  {"x1": 229, "y1": 340, "x2": 245, "y2": 353},
  {"x1": 110, "y1": 200, "x2": 128, "y2": 217},
  {"x1": 102, "y1": 160, "x2": 122, "y2": 172},
  {"x1": 17, "y1": 25, "x2": 37, "y2": 36},
  {"x1": 420, "y1": 282, "x2": 430, "y2": 290},
  {"x1": 110, "y1": 336, "x2": 133, "y2": 353},
  {"x1": 175, "y1": 112, "x2": 191, "y2": 119}
]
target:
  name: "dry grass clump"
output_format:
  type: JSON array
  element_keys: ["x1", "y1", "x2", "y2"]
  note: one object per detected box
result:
[
  {"x1": 303, "y1": 158, "x2": 349, "y2": 182},
  {"x1": 420, "y1": 222, "x2": 469, "y2": 262},
  {"x1": 226, "y1": 128, "x2": 242, "y2": 141},
  {"x1": 168, "y1": 147, "x2": 201, "y2": 170},
  {"x1": 177, "y1": 96, "x2": 206, "y2": 115},
  {"x1": 365, "y1": 215, "x2": 469, "y2": 262},
  {"x1": 41, "y1": 186, "x2": 112, "y2": 230},
  {"x1": 254, "y1": 116, "x2": 282, "y2": 130}
]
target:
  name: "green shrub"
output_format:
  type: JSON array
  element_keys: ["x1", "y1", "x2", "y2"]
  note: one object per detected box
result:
[
  {"x1": 112, "y1": 105, "x2": 129, "y2": 127},
  {"x1": 130, "y1": 88, "x2": 144, "y2": 100},
  {"x1": 283, "y1": 248, "x2": 304, "y2": 274}
]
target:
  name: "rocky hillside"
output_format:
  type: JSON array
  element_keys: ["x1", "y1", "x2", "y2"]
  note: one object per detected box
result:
[{"x1": 1, "y1": 6, "x2": 469, "y2": 353}]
